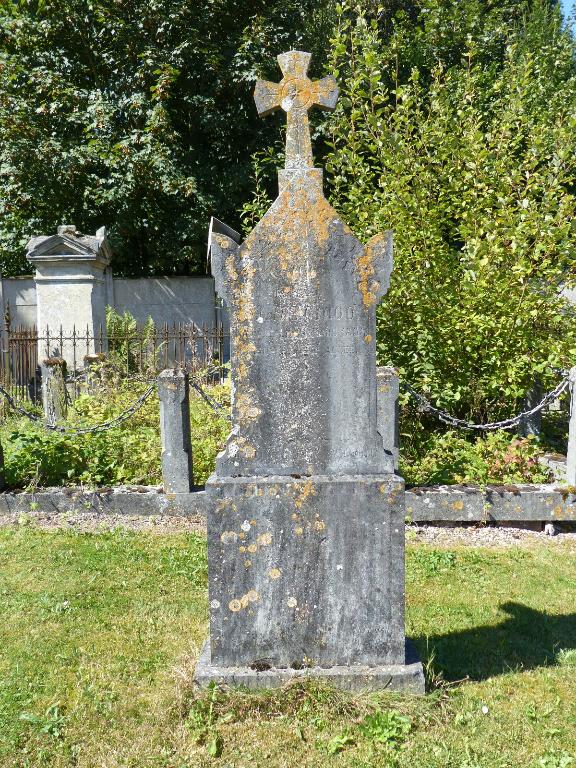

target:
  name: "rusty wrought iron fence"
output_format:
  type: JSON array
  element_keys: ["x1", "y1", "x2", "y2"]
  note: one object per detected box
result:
[{"x1": 0, "y1": 321, "x2": 229, "y2": 405}]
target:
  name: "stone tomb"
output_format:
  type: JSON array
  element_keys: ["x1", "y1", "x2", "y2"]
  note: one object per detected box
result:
[{"x1": 195, "y1": 51, "x2": 424, "y2": 693}]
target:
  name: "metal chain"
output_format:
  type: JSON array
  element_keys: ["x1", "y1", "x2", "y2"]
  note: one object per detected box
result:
[
  {"x1": 402, "y1": 373, "x2": 571, "y2": 431},
  {"x1": 0, "y1": 381, "x2": 156, "y2": 435},
  {"x1": 189, "y1": 377, "x2": 232, "y2": 422}
]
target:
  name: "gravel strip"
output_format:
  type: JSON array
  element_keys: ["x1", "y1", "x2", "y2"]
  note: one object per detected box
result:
[
  {"x1": 0, "y1": 510, "x2": 206, "y2": 534},
  {"x1": 1, "y1": 510, "x2": 576, "y2": 546},
  {"x1": 408, "y1": 523, "x2": 576, "y2": 548}
]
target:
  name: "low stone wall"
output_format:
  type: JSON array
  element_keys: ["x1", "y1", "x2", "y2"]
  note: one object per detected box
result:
[
  {"x1": 0, "y1": 486, "x2": 209, "y2": 518},
  {"x1": 406, "y1": 484, "x2": 576, "y2": 523},
  {"x1": 1, "y1": 483, "x2": 576, "y2": 524}
]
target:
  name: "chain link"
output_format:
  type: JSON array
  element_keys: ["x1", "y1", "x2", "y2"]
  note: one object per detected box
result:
[
  {"x1": 0, "y1": 381, "x2": 156, "y2": 435},
  {"x1": 189, "y1": 377, "x2": 232, "y2": 422},
  {"x1": 3, "y1": 364, "x2": 568, "y2": 435},
  {"x1": 402, "y1": 372, "x2": 571, "y2": 431}
]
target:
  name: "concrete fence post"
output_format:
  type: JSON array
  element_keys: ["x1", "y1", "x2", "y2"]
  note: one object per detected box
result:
[
  {"x1": 84, "y1": 353, "x2": 106, "y2": 394},
  {"x1": 519, "y1": 377, "x2": 542, "y2": 437},
  {"x1": 158, "y1": 369, "x2": 194, "y2": 493},
  {"x1": 566, "y1": 367, "x2": 576, "y2": 486},
  {"x1": 376, "y1": 366, "x2": 400, "y2": 473},
  {"x1": 41, "y1": 358, "x2": 67, "y2": 425}
]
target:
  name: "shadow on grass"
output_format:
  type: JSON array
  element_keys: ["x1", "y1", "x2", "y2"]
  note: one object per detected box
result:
[{"x1": 414, "y1": 601, "x2": 576, "y2": 682}]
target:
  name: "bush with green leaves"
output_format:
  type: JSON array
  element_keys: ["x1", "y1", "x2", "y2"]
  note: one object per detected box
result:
[
  {"x1": 0, "y1": 379, "x2": 230, "y2": 489},
  {"x1": 326, "y1": 0, "x2": 576, "y2": 423},
  {"x1": 401, "y1": 429, "x2": 552, "y2": 487}
]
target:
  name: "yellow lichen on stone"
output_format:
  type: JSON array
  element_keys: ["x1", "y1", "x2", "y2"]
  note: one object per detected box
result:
[
  {"x1": 268, "y1": 568, "x2": 282, "y2": 580},
  {"x1": 215, "y1": 233, "x2": 230, "y2": 250},
  {"x1": 256, "y1": 532, "x2": 273, "y2": 546},
  {"x1": 356, "y1": 246, "x2": 381, "y2": 308},
  {"x1": 229, "y1": 599, "x2": 242, "y2": 612},
  {"x1": 364, "y1": 334, "x2": 372, "y2": 343},
  {"x1": 294, "y1": 479, "x2": 317, "y2": 509}
]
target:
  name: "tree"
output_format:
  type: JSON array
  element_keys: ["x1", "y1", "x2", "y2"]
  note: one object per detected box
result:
[
  {"x1": 241, "y1": 0, "x2": 576, "y2": 422},
  {"x1": 321, "y1": 0, "x2": 576, "y2": 422},
  {"x1": 0, "y1": 0, "x2": 335, "y2": 276}
]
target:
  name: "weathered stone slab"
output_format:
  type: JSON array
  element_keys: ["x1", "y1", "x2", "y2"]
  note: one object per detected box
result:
[
  {"x1": 210, "y1": 179, "x2": 392, "y2": 477},
  {"x1": 207, "y1": 475, "x2": 406, "y2": 669},
  {"x1": 195, "y1": 638, "x2": 425, "y2": 694},
  {"x1": 485, "y1": 485, "x2": 576, "y2": 522},
  {"x1": 0, "y1": 487, "x2": 210, "y2": 518},
  {"x1": 406, "y1": 485, "x2": 485, "y2": 522}
]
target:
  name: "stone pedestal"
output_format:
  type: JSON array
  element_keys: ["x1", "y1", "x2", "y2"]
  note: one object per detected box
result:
[{"x1": 202, "y1": 473, "x2": 422, "y2": 692}]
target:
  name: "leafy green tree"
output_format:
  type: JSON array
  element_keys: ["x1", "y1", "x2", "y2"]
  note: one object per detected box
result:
[
  {"x1": 324, "y1": 0, "x2": 576, "y2": 422},
  {"x1": 0, "y1": 0, "x2": 334, "y2": 276},
  {"x1": 243, "y1": 0, "x2": 576, "y2": 422}
]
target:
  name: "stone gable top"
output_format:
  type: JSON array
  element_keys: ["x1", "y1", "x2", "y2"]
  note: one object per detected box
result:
[{"x1": 26, "y1": 225, "x2": 111, "y2": 267}]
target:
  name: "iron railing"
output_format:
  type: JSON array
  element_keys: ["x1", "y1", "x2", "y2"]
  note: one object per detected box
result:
[{"x1": 0, "y1": 322, "x2": 230, "y2": 404}]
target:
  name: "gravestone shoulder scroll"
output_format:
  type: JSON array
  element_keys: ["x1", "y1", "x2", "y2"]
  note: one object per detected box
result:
[{"x1": 195, "y1": 51, "x2": 424, "y2": 693}]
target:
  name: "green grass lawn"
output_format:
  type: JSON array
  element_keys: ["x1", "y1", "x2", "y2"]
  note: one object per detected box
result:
[{"x1": 0, "y1": 528, "x2": 574, "y2": 768}]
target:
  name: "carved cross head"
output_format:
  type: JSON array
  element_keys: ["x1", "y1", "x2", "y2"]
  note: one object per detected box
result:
[{"x1": 254, "y1": 51, "x2": 339, "y2": 170}]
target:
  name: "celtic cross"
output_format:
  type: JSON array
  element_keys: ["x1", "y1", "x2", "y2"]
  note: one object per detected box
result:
[{"x1": 254, "y1": 51, "x2": 339, "y2": 170}]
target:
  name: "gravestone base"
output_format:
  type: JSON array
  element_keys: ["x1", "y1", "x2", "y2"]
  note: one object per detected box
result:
[
  {"x1": 195, "y1": 638, "x2": 425, "y2": 694},
  {"x1": 197, "y1": 473, "x2": 423, "y2": 692}
]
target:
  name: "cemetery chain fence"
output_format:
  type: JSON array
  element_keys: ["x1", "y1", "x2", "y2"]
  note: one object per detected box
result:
[
  {"x1": 0, "y1": 380, "x2": 156, "y2": 435},
  {"x1": 0, "y1": 367, "x2": 231, "y2": 434},
  {"x1": 402, "y1": 371, "x2": 571, "y2": 431}
]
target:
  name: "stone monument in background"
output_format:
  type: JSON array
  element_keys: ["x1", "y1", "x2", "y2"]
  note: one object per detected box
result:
[
  {"x1": 26, "y1": 225, "x2": 111, "y2": 366},
  {"x1": 195, "y1": 51, "x2": 424, "y2": 692}
]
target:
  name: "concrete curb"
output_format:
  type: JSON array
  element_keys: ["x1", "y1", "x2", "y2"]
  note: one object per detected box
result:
[{"x1": 1, "y1": 483, "x2": 576, "y2": 523}]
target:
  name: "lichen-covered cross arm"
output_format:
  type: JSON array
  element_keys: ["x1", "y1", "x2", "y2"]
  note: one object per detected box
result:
[{"x1": 253, "y1": 50, "x2": 339, "y2": 170}]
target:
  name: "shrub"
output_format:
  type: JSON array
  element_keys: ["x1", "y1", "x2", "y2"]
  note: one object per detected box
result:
[
  {"x1": 0, "y1": 379, "x2": 230, "y2": 489},
  {"x1": 401, "y1": 429, "x2": 552, "y2": 487}
]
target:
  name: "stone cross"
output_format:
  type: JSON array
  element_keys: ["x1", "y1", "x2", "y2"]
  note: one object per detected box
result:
[
  {"x1": 254, "y1": 51, "x2": 338, "y2": 170},
  {"x1": 196, "y1": 50, "x2": 424, "y2": 693}
]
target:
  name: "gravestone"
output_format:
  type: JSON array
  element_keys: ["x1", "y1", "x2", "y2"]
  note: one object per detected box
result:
[{"x1": 195, "y1": 51, "x2": 424, "y2": 692}]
